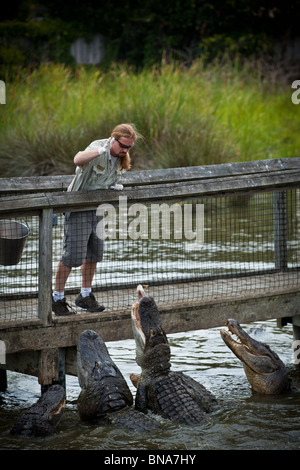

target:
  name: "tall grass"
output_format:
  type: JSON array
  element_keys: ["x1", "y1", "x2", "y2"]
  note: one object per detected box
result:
[{"x1": 0, "y1": 60, "x2": 299, "y2": 177}]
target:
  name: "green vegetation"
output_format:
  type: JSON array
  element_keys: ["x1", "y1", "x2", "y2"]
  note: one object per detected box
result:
[
  {"x1": 0, "y1": 60, "x2": 299, "y2": 177},
  {"x1": 2, "y1": 1, "x2": 299, "y2": 70}
]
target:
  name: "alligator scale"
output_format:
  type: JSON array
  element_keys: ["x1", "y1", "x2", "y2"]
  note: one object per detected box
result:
[{"x1": 130, "y1": 285, "x2": 218, "y2": 425}]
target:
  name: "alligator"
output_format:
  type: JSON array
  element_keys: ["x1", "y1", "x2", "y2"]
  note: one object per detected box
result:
[
  {"x1": 220, "y1": 318, "x2": 292, "y2": 394},
  {"x1": 10, "y1": 384, "x2": 65, "y2": 437},
  {"x1": 77, "y1": 329, "x2": 160, "y2": 432},
  {"x1": 130, "y1": 285, "x2": 218, "y2": 425}
]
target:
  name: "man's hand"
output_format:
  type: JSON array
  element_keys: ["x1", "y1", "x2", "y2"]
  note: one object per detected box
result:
[{"x1": 109, "y1": 183, "x2": 124, "y2": 190}]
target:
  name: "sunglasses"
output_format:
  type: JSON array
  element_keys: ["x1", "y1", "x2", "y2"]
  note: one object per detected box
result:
[{"x1": 115, "y1": 138, "x2": 134, "y2": 150}]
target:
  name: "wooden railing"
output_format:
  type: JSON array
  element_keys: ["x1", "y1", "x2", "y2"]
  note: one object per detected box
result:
[{"x1": 1, "y1": 157, "x2": 300, "y2": 199}]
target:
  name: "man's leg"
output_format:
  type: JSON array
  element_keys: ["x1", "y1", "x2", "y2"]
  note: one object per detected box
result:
[
  {"x1": 75, "y1": 211, "x2": 105, "y2": 312},
  {"x1": 81, "y1": 259, "x2": 97, "y2": 289},
  {"x1": 75, "y1": 259, "x2": 105, "y2": 312},
  {"x1": 54, "y1": 261, "x2": 72, "y2": 292},
  {"x1": 53, "y1": 211, "x2": 92, "y2": 316},
  {"x1": 52, "y1": 261, "x2": 75, "y2": 315}
]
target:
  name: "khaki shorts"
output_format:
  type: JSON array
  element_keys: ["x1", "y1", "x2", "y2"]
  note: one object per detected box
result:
[{"x1": 60, "y1": 211, "x2": 104, "y2": 267}]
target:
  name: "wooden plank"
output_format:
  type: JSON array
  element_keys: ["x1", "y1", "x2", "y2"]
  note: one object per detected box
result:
[
  {"x1": 1, "y1": 168, "x2": 300, "y2": 215},
  {"x1": 3, "y1": 350, "x2": 40, "y2": 377},
  {"x1": 1, "y1": 158, "x2": 300, "y2": 193}
]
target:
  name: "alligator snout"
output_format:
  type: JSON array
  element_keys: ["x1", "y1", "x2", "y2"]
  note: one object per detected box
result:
[
  {"x1": 220, "y1": 318, "x2": 292, "y2": 394},
  {"x1": 225, "y1": 318, "x2": 240, "y2": 329}
]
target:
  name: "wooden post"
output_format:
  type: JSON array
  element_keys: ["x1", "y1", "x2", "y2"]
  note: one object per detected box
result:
[
  {"x1": 0, "y1": 369, "x2": 7, "y2": 392},
  {"x1": 39, "y1": 348, "x2": 66, "y2": 395},
  {"x1": 38, "y1": 208, "x2": 53, "y2": 325},
  {"x1": 56, "y1": 348, "x2": 66, "y2": 393},
  {"x1": 273, "y1": 191, "x2": 287, "y2": 271}
]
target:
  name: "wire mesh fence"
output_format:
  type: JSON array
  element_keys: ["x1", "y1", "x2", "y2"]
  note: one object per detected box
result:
[{"x1": 0, "y1": 188, "x2": 299, "y2": 322}]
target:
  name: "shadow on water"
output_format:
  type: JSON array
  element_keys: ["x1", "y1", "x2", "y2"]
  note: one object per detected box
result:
[{"x1": 1, "y1": 319, "x2": 300, "y2": 450}]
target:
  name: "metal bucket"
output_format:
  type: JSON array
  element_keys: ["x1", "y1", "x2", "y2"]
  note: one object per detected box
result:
[{"x1": 0, "y1": 220, "x2": 29, "y2": 266}]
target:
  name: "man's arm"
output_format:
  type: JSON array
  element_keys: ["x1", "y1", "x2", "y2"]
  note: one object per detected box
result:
[
  {"x1": 74, "y1": 138, "x2": 113, "y2": 166},
  {"x1": 74, "y1": 148, "x2": 99, "y2": 166}
]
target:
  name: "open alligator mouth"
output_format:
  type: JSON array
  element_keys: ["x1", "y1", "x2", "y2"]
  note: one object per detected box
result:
[
  {"x1": 220, "y1": 318, "x2": 283, "y2": 376},
  {"x1": 220, "y1": 318, "x2": 292, "y2": 394},
  {"x1": 131, "y1": 285, "x2": 147, "y2": 347},
  {"x1": 220, "y1": 319, "x2": 259, "y2": 358},
  {"x1": 131, "y1": 285, "x2": 167, "y2": 350},
  {"x1": 49, "y1": 398, "x2": 66, "y2": 416},
  {"x1": 10, "y1": 384, "x2": 66, "y2": 437}
]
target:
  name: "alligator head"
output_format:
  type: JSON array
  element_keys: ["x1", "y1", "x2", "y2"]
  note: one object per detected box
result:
[
  {"x1": 220, "y1": 319, "x2": 291, "y2": 394},
  {"x1": 131, "y1": 286, "x2": 218, "y2": 423},
  {"x1": 131, "y1": 285, "x2": 171, "y2": 374},
  {"x1": 10, "y1": 384, "x2": 65, "y2": 437},
  {"x1": 77, "y1": 329, "x2": 133, "y2": 422}
]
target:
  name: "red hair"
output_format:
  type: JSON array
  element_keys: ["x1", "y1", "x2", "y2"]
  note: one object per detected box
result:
[{"x1": 111, "y1": 123, "x2": 142, "y2": 171}]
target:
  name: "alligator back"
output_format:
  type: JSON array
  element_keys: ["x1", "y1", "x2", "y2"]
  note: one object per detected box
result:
[
  {"x1": 107, "y1": 407, "x2": 160, "y2": 432},
  {"x1": 136, "y1": 371, "x2": 217, "y2": 425}
]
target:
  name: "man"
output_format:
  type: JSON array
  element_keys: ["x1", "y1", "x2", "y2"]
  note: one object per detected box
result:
[{"x1": 52, "y1": 123, "x2": 140, "y2": 316}]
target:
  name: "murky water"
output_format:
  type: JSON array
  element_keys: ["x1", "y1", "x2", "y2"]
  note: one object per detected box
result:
[{"x1": 1, "y1": 319, "x2": 300, "y2": 450}]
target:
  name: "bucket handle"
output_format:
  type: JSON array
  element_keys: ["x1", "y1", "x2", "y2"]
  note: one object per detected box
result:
[{"x1": 21, "y1": 217, "x2": 30, "y2": 235}]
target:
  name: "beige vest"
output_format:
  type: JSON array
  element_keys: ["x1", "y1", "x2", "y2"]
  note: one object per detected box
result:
[{"x1": 67, "y1": 138, "x2": 126, "y2": 192}]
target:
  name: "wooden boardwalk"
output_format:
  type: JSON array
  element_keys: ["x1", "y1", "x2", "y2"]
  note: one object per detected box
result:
[{"x1": 1, "y1": 270, "x2": 299, "y2": 326}]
